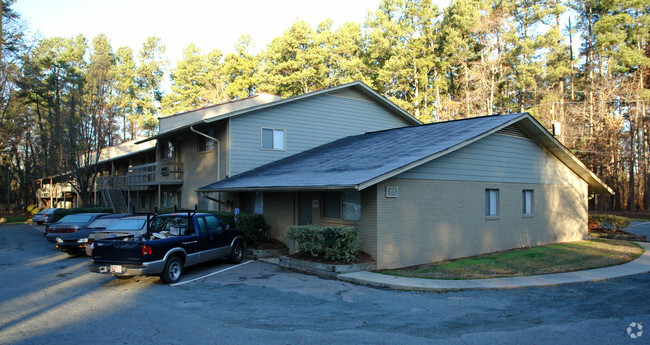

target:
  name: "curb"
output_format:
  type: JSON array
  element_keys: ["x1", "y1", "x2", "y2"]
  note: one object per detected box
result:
[{"x1": 337, "y1": 242, "x2": 650, "y2": 292}]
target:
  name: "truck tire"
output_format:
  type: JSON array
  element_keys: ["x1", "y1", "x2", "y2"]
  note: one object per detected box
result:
[
  {"x1": 229, "y1": 241, "x2": 244, "y2": 264},
  {"x1": 161, "y1": 256, "x2": 183, "y2": 284}
]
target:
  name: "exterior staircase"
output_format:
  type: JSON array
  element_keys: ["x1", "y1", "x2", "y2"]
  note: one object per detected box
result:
[{"x1": 100, "y1": 177, "x2": 128, "y2": 213}]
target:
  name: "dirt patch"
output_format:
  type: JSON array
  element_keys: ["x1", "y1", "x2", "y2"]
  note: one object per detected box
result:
[{"x1": 288, "y1": 250, "x2": 374, "y2": 265}]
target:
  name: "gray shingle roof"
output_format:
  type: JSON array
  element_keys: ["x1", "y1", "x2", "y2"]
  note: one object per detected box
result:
[{"x1": 199, "y1": 113, "x2": 531, "y2": 192}]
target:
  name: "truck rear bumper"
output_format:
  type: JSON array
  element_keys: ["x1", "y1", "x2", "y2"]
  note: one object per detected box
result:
[{"x1": 88, "y1": 259, "x2": 165, "y2": 277}]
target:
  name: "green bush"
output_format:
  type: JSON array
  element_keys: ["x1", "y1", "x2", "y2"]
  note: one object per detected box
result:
[
  {"x1": 209, "y1": 211, "x2": 235, "y2": 229},
  {"x1": 206, "y1": 211, "x2": 269, "y2": 246},
  {"x1": 589, "y1": 214, "x2": 632, "y2": 232},
  {"x1": 287, "y1": 225, "x2": 359, "y2": 263},
  {"x1": 236, "y1": 213, "x2": 270, "y2": 246},
  {"x1": 25, "y1": 204, "x2": 43, "y2": 215},
  {"x1": 52, "y1": 207, "x2": 113, "y2": 222}
]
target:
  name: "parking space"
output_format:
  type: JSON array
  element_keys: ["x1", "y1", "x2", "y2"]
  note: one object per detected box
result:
[{"x1": 2, "y1": 223, "x2": 650, "y2": 344}]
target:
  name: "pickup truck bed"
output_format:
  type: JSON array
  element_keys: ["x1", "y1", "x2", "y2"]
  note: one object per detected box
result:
[{"x1": 89, "y1": 212, "x2": 245, "y2": 283}]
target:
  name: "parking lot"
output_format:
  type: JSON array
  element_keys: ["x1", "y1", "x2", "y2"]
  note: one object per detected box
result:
[{"x1": 1, "y1": 223, "x2": 649, "y2": 344}]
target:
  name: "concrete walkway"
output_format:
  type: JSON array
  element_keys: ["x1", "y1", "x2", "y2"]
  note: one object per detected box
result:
[{"x1": 337, "y1": 242, "x2": 650, "y2": 292}]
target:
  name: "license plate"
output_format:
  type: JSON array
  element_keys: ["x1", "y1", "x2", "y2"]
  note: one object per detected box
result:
[{"x1": 110, "y1": 265, "x2": 123, "y2": 274}]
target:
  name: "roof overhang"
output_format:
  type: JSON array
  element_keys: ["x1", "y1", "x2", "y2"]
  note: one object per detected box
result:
[
  {"x1": 137, "y1": 82, "x2": 421, "y2": 145},
  {"x1": 514, "y1": 115, "x2": 613, "y2": 195},
  {"x1": 198, "y1": 185, "x2": 359, "y2": 193},
  {"x1": 197, "y1": 113, "x2": 612, "y2": 195}
]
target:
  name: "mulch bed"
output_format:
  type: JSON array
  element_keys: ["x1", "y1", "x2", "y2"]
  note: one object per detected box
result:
[
  {"x1": 250, "y1": 239, "x2": 288, "y2": 250},
  {"x1": 288, "y1": 250, "x2": 374, "y2": 265}
]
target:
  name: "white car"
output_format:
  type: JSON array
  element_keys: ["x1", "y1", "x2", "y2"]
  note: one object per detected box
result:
[
  {"x1": 32, "y1": 208, "x2": 60, "y2": 225},
  {"x1": 85, "y1": 216, "x2": 148, "y2": 256}
]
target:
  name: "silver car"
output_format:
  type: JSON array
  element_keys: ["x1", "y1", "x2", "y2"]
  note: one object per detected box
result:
[
  {"x1": 32, "y1": 208, "x2": 60, "y2": 225},
  {"x1": 85, "y1": 216, "x2": 148, "y2": 256}
]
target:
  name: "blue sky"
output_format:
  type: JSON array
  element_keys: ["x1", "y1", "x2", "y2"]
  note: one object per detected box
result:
[{"x1": 14, "y1": 0, "x2": 389, "y2": 62}]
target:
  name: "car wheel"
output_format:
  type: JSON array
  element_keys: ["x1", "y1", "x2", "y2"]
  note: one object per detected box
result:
[
  {"x1": 229, "y1": 241, "x2": 244, "y2": 264},
  {"x1": 115, "y1": 275, "x2": 131, "y2": 280},
  {"x1": 161, "y1": 256, "x2": 183, "y2": 284},
  {"x1": 36, "y1": 221, "x2": 43, "y2": 225}
]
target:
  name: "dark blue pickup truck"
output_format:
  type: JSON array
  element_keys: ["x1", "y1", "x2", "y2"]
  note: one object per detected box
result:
[{"x1": 88, "y1": 211, "x2": 245, "y2": 283}]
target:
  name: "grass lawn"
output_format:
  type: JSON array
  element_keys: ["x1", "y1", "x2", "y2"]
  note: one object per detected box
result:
[
  {"x1": 379, "y1": 239, "x2": 644, "y2": 280},
  {"x1": 0, "y1": 214, "x2": 31, "y2": 224}
]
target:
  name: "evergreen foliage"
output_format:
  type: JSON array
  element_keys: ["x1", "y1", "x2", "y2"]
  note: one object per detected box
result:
[{"x1": 1, "y1": 0, "x2": 649, "y2": 212}]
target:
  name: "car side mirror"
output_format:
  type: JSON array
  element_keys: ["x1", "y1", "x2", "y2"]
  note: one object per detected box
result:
[{"x1": 226, "y1": 224, "x2": 230, "y2": 230}]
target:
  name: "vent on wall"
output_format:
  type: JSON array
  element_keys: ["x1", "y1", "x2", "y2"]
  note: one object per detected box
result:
[
  {"x1": 496, "y1": 125, "x2": 529, "y2": 139},
  {"x1": 386, "y1": 186, "x2": 399, "y2": 198}
]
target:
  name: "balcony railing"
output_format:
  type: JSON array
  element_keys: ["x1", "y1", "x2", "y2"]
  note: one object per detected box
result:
[
  {"x1": 128, "y1": 161, "x2": 183, "y2": 186},
  {"x1": 94, "y1": 176, "x2": 128, "y2": 192},
  {"x1": 37, "y1": 184, "x2": 74, "y2": 198}
]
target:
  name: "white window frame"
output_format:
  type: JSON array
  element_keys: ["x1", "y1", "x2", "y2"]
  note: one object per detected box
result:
[
  {"x1": 261, "y1": 127, "x2": 286, "y2": 151},
  {"x1": 485, "y1": 189, "x2": 499, "y2": 218},
  {"x1": 522, "y1": 190, "x2": 534, "y2": 217}
]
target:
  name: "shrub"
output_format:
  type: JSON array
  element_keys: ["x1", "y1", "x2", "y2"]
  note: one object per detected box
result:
[
  {"x1": 589, "y1": 214, "x2": 632, "y2": 232},
  {"x1": 209, "y1": 211, "x2": 235, "y2": 229},
  {"x1": 206, "y1": 211, "x2": 269, "y2": 246},
  {"x1": 25, "y1": 204, "x2": 43, "y2": 215},
  {"x1": 52, "y1": 207, "x2": 113, "y2": 222},
  {"x1": 236, "y1": 213, "x2": 270, "y2": 246},
  {"x1": 287, "y1": 225, "x2": 359, "y2": 263}
]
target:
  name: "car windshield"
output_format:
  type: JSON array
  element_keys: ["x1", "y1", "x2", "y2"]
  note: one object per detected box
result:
[
  {"x1": 58, "y1": 214, "x2": 93, "y2": 223},
  {"x1": 105, "y1": 219, "x2": 147, "y2": 231},
  {"x1": 87, "y1": 218, "x2": 122, "y2": 229}
]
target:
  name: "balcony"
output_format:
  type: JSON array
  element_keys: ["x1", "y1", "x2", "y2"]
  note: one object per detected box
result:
[
  {"x1": 38, "y1": 184, "x2": 74, "y2": 199},
  {"x1": 128, "y1": 161, "x2": 183, "y2": 186},
  {"x1": 94, "y1": 176, "x2": 129, "y2": 192}
]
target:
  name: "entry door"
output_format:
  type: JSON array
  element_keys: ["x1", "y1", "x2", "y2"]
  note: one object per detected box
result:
[{"x1": 298, "y1": 192, "x2": 312, "y2": 225}]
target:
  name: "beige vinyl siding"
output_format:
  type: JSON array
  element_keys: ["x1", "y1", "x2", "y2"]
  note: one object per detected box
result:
[
  {"x1": 229, "y1": 91, "x2": 411, "y2": 176},
  {"x1": 400, "y1": 129, "x2": 577, "y2": 185}
]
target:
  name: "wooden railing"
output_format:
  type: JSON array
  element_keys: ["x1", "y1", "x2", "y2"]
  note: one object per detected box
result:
[
  {"x1": 128, "y1": 161, "x2": 183, "y2": 186},
  {"x1": 37, "y1": 184, "x2": 74, "y2": 198}
]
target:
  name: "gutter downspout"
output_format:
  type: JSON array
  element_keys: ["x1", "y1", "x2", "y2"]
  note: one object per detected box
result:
[{"x1": 190, "y1": 126, "x2": 222, "y2": 210}]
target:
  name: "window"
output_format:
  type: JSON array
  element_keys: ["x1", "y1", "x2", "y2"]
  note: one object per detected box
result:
[
  {"x1": 485, "y1": 189, "x2": 499, "y2": 217},
  {"x1": 241, "y1": 192, "x2": 264, "y2": 214},
  {"x1": 197, "y1": 129, "x2": 215, "y2": 152},
  {"x1": 161, "y1": 141, "x2": 175, "y2": 160},
  {"x1": 323, "y1": 191, "x2": 361, "y2": 221},
  {"x1": 261, "y1": 128, "x2": 285, "y2": 150},
  {"x1": 523, "y1": 190, "x2": 533, "y2": 216}
]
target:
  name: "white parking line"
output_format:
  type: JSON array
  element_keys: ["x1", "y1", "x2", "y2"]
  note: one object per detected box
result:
[{"x1": 169, "y1": 260, "x2": 254, "y2": 287}]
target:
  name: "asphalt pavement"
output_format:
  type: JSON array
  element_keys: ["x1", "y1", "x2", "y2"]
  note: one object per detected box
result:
[
  {"x1": 0, "y1": 223, "x2": 649, "y2": 345},
  {"x1": 629, "y1": 220, "x2": 650, "y2": 238}
]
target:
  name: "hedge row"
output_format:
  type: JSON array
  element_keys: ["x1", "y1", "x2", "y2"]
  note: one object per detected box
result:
[
  {"x1": 53, "y1": 207, "x2": 113, "y2": 222},
  {"x1": 287, "y1": 225, "x2": 359, "y2": 263},
  {"x1": 589, "y1": 214, "x2": 632, "y2": 232}
]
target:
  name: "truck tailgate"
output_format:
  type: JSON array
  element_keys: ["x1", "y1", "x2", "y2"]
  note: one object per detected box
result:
[{"x1": 92, "y1": 239, "x2": 144, "y2": 263}]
